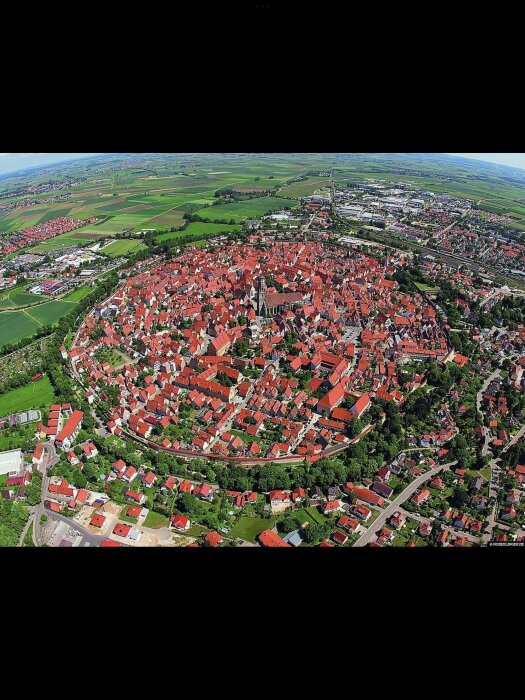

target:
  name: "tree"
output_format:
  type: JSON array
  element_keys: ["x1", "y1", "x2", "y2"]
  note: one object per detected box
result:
[
  {"x1": 303, "y1": 523, "x2": 331, "y2": 544},
  {"x1": 277, "y1": 516, "x2": 301, "y2": 534},
  {"x1": 347, "y1": 417, "x2": 364, "y2": 439},
  {"x1": 25, "y1": 472, "x2": 43, "y2": 506},
  {"x1": 450, "y1": 486, "x2": 469, "y2": 509}
]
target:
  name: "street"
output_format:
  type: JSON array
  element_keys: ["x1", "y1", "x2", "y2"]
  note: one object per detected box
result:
[{"x1": 354, "y1": 460, "x2": 457, "y2": 547}]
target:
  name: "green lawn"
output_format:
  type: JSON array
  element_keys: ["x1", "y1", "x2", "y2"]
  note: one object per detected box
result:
[
  {"x1": 99, "y1": 239, "x2": 147, "y2": 257},
  {"x1": 184, "y1": 221, "x2": 242, "y2": 235},
  {"x1": 143, "y1": 511, "x2": 169, "y2": 529},
  {"x1": 180, "y1": 524, "x2": 208, "y2": 538},
  {"x1": 480, "y1": 466, "x2": 492, "y2": 481},
  {"x1": 0, "y1": 376, "x2": 55, "y2": 415},
  {"x1": 228, "y1": 515, "x2": 278, "y2": 543},
  {"x1": 415, "y1": 282, "x2": 440, "y2": 293},
  {"x1": 290, "y1": 509, "x2": 318, "y2": 528},
  {"x1": 305, "y1": 506, "x2": 329, "y2": 525}
]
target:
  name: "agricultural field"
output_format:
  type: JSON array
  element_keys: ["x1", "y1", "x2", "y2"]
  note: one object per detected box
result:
[
  {"x1": 0, "y1": 376, "x2": 55, "y2": 416},
  {"x1": 0, "y1": 284, "x2": 47, "y2": 310},
  {"x1": 154, "y1": 221, "x2": 241, "y2": 242},
  {"x1": 278, "y1": 176, "x2": 331, "y2": 198},
  {"x1": 0, "y1": 311, "x2": 41, "y2": 348},
  {"x1": 9, "y1": 290, "x2": 48, "y2": 307},
  {"x1": 193, "y1": 196, "x2": 298, "y2": 222},
  {"x1": 0, "y1": 297, "x2": 79, "y2": 350},
  {"x1": 30, "y1": 228, "x2": 99, "y2": 253},
  {"x1": 27, "y1": 300, "x2": 77, "y2": 326},
  {"x1": 0, "y1": 157, "x2": 312, "y2": 261},
  {"x1": 99, "y1": 239, "x2": 147, "y2": 257}
]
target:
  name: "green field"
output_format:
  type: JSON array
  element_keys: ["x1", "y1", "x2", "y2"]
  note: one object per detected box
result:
[
  {"x1": 0, "y1": 299, "x2": 78, "y2": 350},
  {"x1": 30, "y1": 229, "x2": 96, "y2": 252},
  {"x1": 193, "y1": 196, "x2": 297, "y2": 223},
  {"x1": 278, "y1": 176, "x2": 331, "y2": 198},
  {"x1": 27, "y1": 300, "x2": 77, "y2": 325},
  {"x1": 99, "y1": 239, "x2": 147, "y2": 257},
  {"x1": 61, "y1": 285, "x2": 92, "y2": 302},
  {"x1": 0, "y1": 376, "x2": 55, "y2": 415},
  {"x1": 0, "y1": 284, "x2": 49, "y2": 309},
  {"x1": 155, "y1": 221, "x2": 241, "y2": 242},
  {"x1": 228, "y1": 516, "x2": 279, "y2": 543},
  {"x1": 0, "y1": 311, "x2": 41, "y2": 348}
]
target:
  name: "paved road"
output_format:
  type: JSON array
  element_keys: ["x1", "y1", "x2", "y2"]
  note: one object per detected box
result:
[
  {"x1": 481, "y1": 456, "x2": 503, "y2": 544},
  {"x1": 45, "y1": 512, "x2": 105, "y2": 546},
  {"x1": 479, "y1": 285, "x2": 509, "y2": 308},
  {"x1": 32, "y1": 442, "x2": 59, "y2": 546},
  {"x1": 354, "y1": 460, "x2": 457, "y2": 547},
  {"x1": 476, "y1": 368, "x2": 501, "y2": 456}
]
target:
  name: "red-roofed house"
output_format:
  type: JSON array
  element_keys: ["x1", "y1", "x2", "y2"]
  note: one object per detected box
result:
[
  {"x1": 411, "y1": 489, "x2": 430, "y2": 507},
  {"x1": 55, "y1": 410, "x2": 84, "y2": 449},
  {"x1": 204, "y1": 531, "x2": 224, "y2": 547},
  {"x1": 170, "y1": 514, "x2": 190, "y2": 531},
  {"x1": 258, "y1": 529, "x2": 290, "y2": 547},
  {"x1": 90, "y1": 513, "x2": 106, "y2": 528},
  {"x1": 113, "y1": 523, "x2": 131, "y2": 538}
]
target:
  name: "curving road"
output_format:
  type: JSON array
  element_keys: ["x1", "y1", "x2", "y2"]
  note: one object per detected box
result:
[{"x1": 353, "y1": 460, "x2": 457, "y2": 547}]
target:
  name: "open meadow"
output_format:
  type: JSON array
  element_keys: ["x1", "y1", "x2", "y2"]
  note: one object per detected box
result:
[{"x1": 0, "y1": 376, "x2": 56, "y2": 415}]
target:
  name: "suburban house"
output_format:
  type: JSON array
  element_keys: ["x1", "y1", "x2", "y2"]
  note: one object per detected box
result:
[
  {"x1": 258, "y1": 529, "x2": 290, "y2": 547},
  {"x1": 170, "y1": 514, "x2": 191, "y2": 531}
]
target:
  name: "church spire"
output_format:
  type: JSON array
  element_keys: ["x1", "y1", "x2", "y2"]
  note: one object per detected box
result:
[{"x1": 256, "y1": 275, "x2": 267, "y2": 317}]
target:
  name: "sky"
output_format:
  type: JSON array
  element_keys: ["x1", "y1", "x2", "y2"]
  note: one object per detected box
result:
[
  {"x1": 0, "y1": 153, "x2": 103, "y2": 176},
  {"x1": 447, "y1": 153, "x2": 525, "y2": 171}
]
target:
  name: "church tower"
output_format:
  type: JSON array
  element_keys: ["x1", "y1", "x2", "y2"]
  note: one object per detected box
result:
[{"x1": 256, "y1": 275, "x2": 267, "y2": 317}]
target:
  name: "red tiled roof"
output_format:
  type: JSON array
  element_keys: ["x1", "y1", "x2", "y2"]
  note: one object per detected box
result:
[{"x1": 258, "y1": 529, "x2": 290, "y2": 547}]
